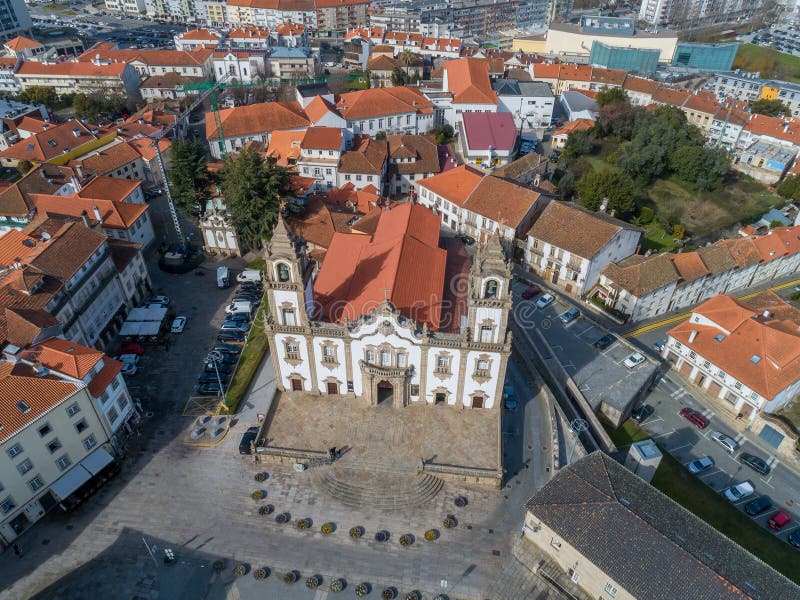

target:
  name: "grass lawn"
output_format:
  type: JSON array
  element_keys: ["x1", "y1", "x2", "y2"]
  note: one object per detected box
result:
[
  {"x1": 652, "y1": 452, "x2": 800, "y2": 584},
  {"x1": 603, "y1": 419, "x2": 650, "y2": 447},
  {"x1": 247, "y1": 257, "x2": 266, "y2": 271},
  {"x1": 223, "y1": 301, "x2": 269, "y2": 414},
  {"x1": 641, "y1": 222, "x2": 676, "y2": 252},
  {"x1": 734, "y1": 44, "x2": 800, "y2": 83}
]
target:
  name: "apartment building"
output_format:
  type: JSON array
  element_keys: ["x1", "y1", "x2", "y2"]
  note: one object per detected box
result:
[
  {"x1": 296, "y1": 126, "x2": 346, "y2": 190},
  {"x1": 220, "y1": 0, "x2": 369, "y2": 35},
  {"x1": 0, "y1": 0, "x2": 33, "y2": 42},
  {"x1": 77, "y1": 45, "x2": 215, "y2": 79},
  {"x1": 14, "y1": 60, "x2": 140, "y2": 97}
]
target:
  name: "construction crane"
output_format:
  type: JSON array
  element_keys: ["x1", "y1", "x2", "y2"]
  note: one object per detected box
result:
[{"x1": 150, "y1": 73, "x2": 232, "y2": 247}]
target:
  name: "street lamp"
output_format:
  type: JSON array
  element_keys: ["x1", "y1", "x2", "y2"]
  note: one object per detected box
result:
[
  {"x1": 568, "y1": 418, "x2": 589, "y2": 464},
  {"x1": 208, "y1": 357, "x2": 227, "y2": 407}
]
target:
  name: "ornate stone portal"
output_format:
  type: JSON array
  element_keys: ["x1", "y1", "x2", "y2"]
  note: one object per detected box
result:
[{"x1": 359, "y1": 360, "x2": 414, "y2": 408}]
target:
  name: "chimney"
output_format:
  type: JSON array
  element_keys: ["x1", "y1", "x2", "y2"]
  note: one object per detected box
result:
[
  {"x1": 72, "y1": 128, "x2": 81, "y2": 137},
  {"x1": 688, "y1": 330, "x2": 698, "y2": 343},
  {"x1": 80, "y1": 209, "x2": 91, "y2": 228},
  {"x1": 762, "y1": 309, "x2": 771, "y2": 318},
  {"x1": 92, "y1": 206, "x2": 103, "y2": 224}
]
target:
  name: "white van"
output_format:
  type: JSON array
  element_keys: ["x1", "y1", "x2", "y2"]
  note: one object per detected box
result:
[
  {"x1": 217, "y1": 266, "x2": 229, "y2": 288},
  {"x1": 237, "y1": 269, "x2": 262, "y2": 283},
  {"x1": 225, "y1": 300, "x2": 252, "y2": 315}
]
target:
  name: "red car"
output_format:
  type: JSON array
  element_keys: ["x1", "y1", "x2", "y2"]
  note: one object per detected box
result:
[
  {"x1": 679, "y1": 407, "x2": 708, "y2": 429},
  {"x1": 119, "y1": 342, "x2": 145, "y2": 355},
  {"x1": 521, "y1": 285, "x2": 542, "y2": 299},
  {"x1": 768, "y1": 509, "x2": 792, "y2": 531}
]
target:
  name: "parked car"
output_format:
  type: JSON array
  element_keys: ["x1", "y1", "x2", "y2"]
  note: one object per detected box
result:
[
  {"x1": 239, "y1": 426, "x2": 260, "y2": 454},
  {"x1": 502, "y1": 385, "x2": 517, "y2": 411},
  {"x1": 559, "y1": 308, "x2": 580, "y2": 324},
  {"x1": 237, "y1": 269, "x2": 262, "y2": 283},
  {"x1": 227, "y1": 312, "x2": 251, "y2": 323},
  {"x1": 148, "y1": 295, "x2": 169, "y2": 305},
  {"x1": 679, "y1": 407, "x2": 708, "y2": 429},
  {"x1": 653, "y1": 339, "x2": 666, "y2": 352},
  {"x1": 170, "y1": 316, "x2": 187, "y2": 333},
  {"x1": 116, "y1": 353, "x2": 139, "y2": 365},
  {"x1": 225, "y1": 301, "x2": 252, "y2": 315},
  {"x1": 744, "y1": 496, "x2": 773, "y2": 516},
  {"x1": 739, "y1": 452, "x2": 771, "y2": 475},
  {"x1": 687, "y1": 456, "x2": 714, "y2": 474},
  {"x1": 789, "y1": 529, "x2": 800, "y2": 549},
  {"x1": 119, "y1": 342, "x2": 144, "y2": 355},
  {"x1": 233, "y1": 292, "x2": 261, "y2": 302},
  {"x1": 768, "y1": 509, "x2": 792, "y2": 531},
  {"x1": 197, "y1": 381, "x2": 223, "y2": 396},
  {"x1": 238, "y1": 282, "x2": 262, "y2": 291},
  {"x1": 217, "y1": 330, "x2": 246, "y2": 342},
  {"x1": 710, "y1": 431, "x2": 739, "y2": 455},
  {"x1": 221, "y1": 321, "x2": 250, "y2": 333},
  {"x1": 723, "y1": 481, "x2": 754, "y2": 502},
  {"x1": 459, "y1": 234, "x2": 475, "y2": 245},
  {"x1": 212, "y1": 343, "x2": 241, "y2": 355},
  {"x1": 207, "y1": 351, "x2": 237, "y2": 365},
  {"x1": 631, "y1": 404, "x2": 654, "y2": 423},
  {"x1": 623, "y1": 352, "x2": 646, "y2": 369},
  {"x1": 535, "y1": 294, "x2": 555, "y2": 309},
  {"x1": 198, "y1": 372, "x2": 228, "y2": 385},
  {"x1": 593, "y1": 334, "x2": 615, "y2": 350},
  {"x1": 204, "y1": 361, "x2": 232, "y2": 374},
  {"x1": 121, "y1": 362, "x2": 137, "y2": 376},
  {"x1": 521, "y1": 285, "x2": 541, "y2": 299}
]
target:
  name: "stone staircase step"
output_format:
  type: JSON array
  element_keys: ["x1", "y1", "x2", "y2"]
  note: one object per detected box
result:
[{"x1": 314, "y1": 470, "x2": 444, "y2": 510}]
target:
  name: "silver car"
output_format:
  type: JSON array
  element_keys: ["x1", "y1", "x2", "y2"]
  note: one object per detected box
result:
[{"x1": 710, "y1": 431, "x2": 739, "y2": 454}]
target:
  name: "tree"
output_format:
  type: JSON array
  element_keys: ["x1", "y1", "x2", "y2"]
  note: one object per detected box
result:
[
  {"x1": 595, "y1": 85, "x2": 628, "y2": 107},
  {"x1": 433, "y1": 124, "x2": 454, "y2": 145},
  {"x1": 777, "y1": 174, "x2": 800, "y2": 201},
  {"x1": 221, "y1": 149, "x2": 290, "y2": 251},
  {"x1": 560, "y1": 129, "x2": 594, "y2": 160},
  {"x1": 575, "y1": 168, "x2": 636, "y2": 215},
  {"x1": 168, "y1": 139, "x2": 209, "y2": 217},
  {"x1": 73, "y1": 92, "x2": 131, "y2": 121},
  {"x1": 17, "y1": 86, "x2": 60, "y2": 109},
  {"x1": 597, "y1": 98, "x2": 637, "y2": 139},
  {"x1": 750, "y1": 98, "x2": 791, "y2": 117},
  {"x1": 669, "y1": 145, "x2": 730, "y2": 191},
  {"x1": 390, "y1": 67, "x2": 406, "y2": 87},
  {"x1": 399, "y1": 48, "x2": 417, "y2": 80}
]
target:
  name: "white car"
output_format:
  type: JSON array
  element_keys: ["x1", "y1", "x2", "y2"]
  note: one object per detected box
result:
[
  {"x1": 171, "y1": 315, "x2": 187, "y2": 333},
  {"x1": 687, "y1": 456, "x2": 714, "y2": 474},
  {"x1": 121, "y1": 362, "x2": 138, "y2": 376},
  {"x1": 723, "y1": 481, "x2": 754, "y2": 502},
  {"x1": 150, "y1": 295, "x2": 170, "y2": 305},
  {"x1": 623, "y1": 352, "x2": 646, "y2": 369},
  {"x1": 710, "y1": 431, "x2": 739, "y2": 454},
  {"x1": 116, "y1": 353, "x2": 139, "y2": 365},
  {"x1": 535, "y1": 294, "x2": 555, "y2": 309}
]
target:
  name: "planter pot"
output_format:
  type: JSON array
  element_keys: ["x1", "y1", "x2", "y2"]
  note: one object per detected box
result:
[
  {"x1": 212, "y1": 560, "x2": 225, "y2": 572},
  {"x1": 258, "y1": 504, "x2": 274, "y2": 515},
  {"x1": 330, "y1": 578, "x2": 345, "y2": 592},
  {"x1": 399, "y1": 534, "x2": 413, "y2": 547},
  {"x1": 253, "y1": 567, "x2": 269, "y2": 580},
  {"x1": 321, "y1": 522, "x2": 335, "y2": 534},
  {"x1": 406, "y1": 592, "x2": 421, "y2": 600},
  {"x1": 424, "y1": 529, "x2": 439, "y2": 541},
  {"x1": 306, "y1": 575, "x2": 322, "y2": 589},
  {"x1": 233, "y1": 564, "x2": 247, "y2": 577},
  {"x1": 382, "y1": 588, "x2": 397, "y2": 599},
  {"x1": 349, "y1": 526, "x2": 364, "y2": 538},
  {"x1": 374, "y1": 530, "x2": 389, "y2": 542},
  {"x1": 454, "y1": 496, "x2": 468, "y2": 508},
  {"x1": 442, "y1": 515, "x2": 457, "y2": 528},
  {"x1": 254, "y1": 472, "x2": 267, "y2": 482},
  {"x1": 283, "y1": 571, "x2": 298, "y2": 584},
  {"x1": 251, "y1": 490, "x2": 265, "y2": 501},
  {"x1": 297, "y1": 518, "x2": 312, "y2": 530},
  {"x1": 276, "y1": 512, "x2": 290, "y2": 524},
  {"x1": 355, "y1": 583, "x2": 371, "y2": 597}
]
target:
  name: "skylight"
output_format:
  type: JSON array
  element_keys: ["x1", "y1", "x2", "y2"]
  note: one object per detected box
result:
[
  {"x1": 714, "y1": 333, "x2": 725, "y2": 342},
  {"x1": 16, "y1": 400, "x2": 30, "y2": 412},
  {"x1": 750, "y1": 355, "x2": 761, "y2": 364}
]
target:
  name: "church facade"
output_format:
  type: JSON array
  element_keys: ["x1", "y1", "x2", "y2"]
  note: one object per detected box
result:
[{"x1": 264, "y1": 203, "x2": 512, "y2": 410}]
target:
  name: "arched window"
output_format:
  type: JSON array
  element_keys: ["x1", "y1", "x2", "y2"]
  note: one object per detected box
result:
[
  {"x1": 277, "y1": 263, "x2": 290, "y2": 282},
  {"x1": 484, "y1": 280, "x2": 498, "y2": 299}
]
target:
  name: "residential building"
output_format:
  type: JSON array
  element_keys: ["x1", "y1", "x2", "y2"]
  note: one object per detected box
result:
[
  {"x1": 492, "y1": 79, "x2": 554, "y2": 131},
  {"x1": 297, "y1": 126, "x2": 346, "y2": 191},
  {"x1": 173, "y1": 28, "x2": 222, "y2": 51},
  {"x1": 438, "y1": 57, "x2": 499, "y2": 128},
  {"x1": 140, "y1": 73, "x2": 202, "y2": 100},
  {"x1": 69, "y1": 140, "x2": 146, "y2": 181},
  {"x1": 622, "y1": 76, "x2": 660, "y2": 106},
  {"x1": 524, "y1": 451, "x2": 800, "y2": 600},
  {"x1": 227, "y1": 26, "x2": 271, "y2": 49},
  {"x1": 0, "y1": 98, "x2": 48, "y2": 151},
  {"x1": 108, "y1": 238, "x2": 151, "y2": 307},
  {"x1": 205, "y1": 101, "x2": 310, "y2": 159},
  {"x1": 666, "y1": 0, "x2": 772, "y2": 32},
  {"x1": 0, "y1": 120, "x2": 112, "y2": 168},
  {"x1": 459, "y1": 112, "x2": 517, "y2": 169},
  {"x1": 337, "y1": 135, "x2": 388, "y2": 192},
  {"x1": 552, "y1": 118, "x2": 595, "y2": 149},
  {"x1": 0, "y1": 0, "x2": 32, "y2": 42},
  {"x1": 3, "y1": 35, "x2": 44, "y2": 60},
  {"x1": 14, "y1": 60, "x2": 140, "y2": 97},
  {"x1": 265, "y1": 46, "x2": 314, "y2": 79},
  {"x1": 665, "y1": 291, "x2": 800, "y2": 422},
  {"x1": 366, "y1": 51, "x2": 423, "y2": 87},
  {"x1": 0, "y1": 56, "x2": 20, "y2": 95},
  {"x1": 0, "y1": 218, "x2": 129, "y2": 349},
  {"x1": 272, "y1": 21, "x2": 309, "y2": 47},
  {"x1": 213, "y1": 50, "x2": 266, "y2": 83},
  {"x1": 266, "y1": 203, "x2": 511, "y2": 422},
  {"x1": 336, "y1": 86, "x2": 435, "y2": 135},
  {"x1": 77, "y1": 45, "x2": 215, "y2": 80},
  {"x1": 525, "y1": 201, "x2": 641, "y2": 298},
  {"x1": 734, "y1": 140, "x2": 798, "y2": 184},
  {"x1": 221, "y1": 0, "x2": 369, "y2": 36},
  {"x1": 0, "y1": 353, "x2": 115, "y2": 544},
  {"x1": 559, "y1": 91, "x2": 598, "y2": 122},
  {"x1": 385, "y1": 134, "x2": 440, "y2": 198}
]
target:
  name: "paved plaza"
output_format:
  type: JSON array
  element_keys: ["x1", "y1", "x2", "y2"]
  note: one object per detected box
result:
[{"x1": 263, "y1": 392, "x2": 501, "y2": 473}]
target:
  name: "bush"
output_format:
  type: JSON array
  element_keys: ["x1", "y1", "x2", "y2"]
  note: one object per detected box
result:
[
  {"x1": 672, "y1": 224, "x2": 685, "y2": 240},
  {"x1": 639, "y1": 206, "x2": 655, "y2": 224}
]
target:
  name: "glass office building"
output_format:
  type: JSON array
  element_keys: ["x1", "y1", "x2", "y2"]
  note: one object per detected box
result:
[
  {"x1": 672, "y1": 42, "x2": 738, "y2": 71},
  {"x1": 589, "y1": 41, "x2": 660, "y2": 75}
]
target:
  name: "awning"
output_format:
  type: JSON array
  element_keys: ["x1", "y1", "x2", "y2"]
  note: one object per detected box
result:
[
  {"x1": 80, "y1": 447, "x2": 115, "y2": 475},
  {"x1": 50, "y1": 465, "x2": 92, "y2": 501}
]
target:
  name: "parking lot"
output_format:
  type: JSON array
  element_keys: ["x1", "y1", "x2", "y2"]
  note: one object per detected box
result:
[{"x1": 511, "y1": 279, "x2": 657, "y2": 422}]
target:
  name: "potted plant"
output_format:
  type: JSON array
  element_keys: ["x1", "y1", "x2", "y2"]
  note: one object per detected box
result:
[
  {"x1": 355, "y1": 582, "x2": 370, "y2": 597},
  {"x1": 321, "y1": 522, "x2": 335, "y2": 534},
  {"x1": 382, "y1": 588, "x2": 397, "y2": 599},
  {"x1": 283, "y1": 571, "x2": 298, "y2": 584},
  {"x1": 406, "y1": 592, "x2": 421, "y2": 600},
  {"x1": 374, "y1": 530, "x2": 389, "y2": 542},
  {"x1": 349, "y1": 526, "x2": 364, "y2": 538},
  {"x1": 258, "y1": 504, "x2": 274, "y2": 515},
  {"x1": 254, "y1": 472, "x2": 267, "y2": 482},
  {"x1": 276, "y1": 512, "x2": 290, "y2": 524},
  {"x1": 306, "y1": 575, "x2": 322, "y2": 589},
  {"x1": 297, "y1": 518, "x2": 312, "y2": 530},
  {"x1": 233, "y1": 564, "x2": 247, "y2": 577},
  {"x1": 330, "y1": 578, "x2": 345, "y2": 592},
  {"x1": 399, "y1": 534, "x2": 413, "y2": 546},
  {"x1": 442, "y1": 516, "x2": 456, "y2": 528},
  {"x1": 424, "y1": 529, "x2": 439, "y2": 541},
  {"x1": 251, "y1": 490, "x2": 265, "y2": 501},
  {"x1": 253, "y1": 567, "x2": 269, "y2": 580},
  {"x1": 454, "y1": 495, "x2": 468, "y2": 508},
  {"x1": 433, "y1": 595, "x2": 450, "y2": 600},
  {"x1": 212, "y1": 560, "x2": 225, "y2": 572}
]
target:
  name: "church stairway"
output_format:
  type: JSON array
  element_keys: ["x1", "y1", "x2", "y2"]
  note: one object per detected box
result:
[{"x1": 313, "y1": 468, "x2": 444, "y2": 510}]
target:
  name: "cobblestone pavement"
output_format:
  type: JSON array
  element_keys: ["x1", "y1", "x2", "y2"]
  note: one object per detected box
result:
[{"x1": 0, "y1": 238, "x2": 558, "y2": 599}]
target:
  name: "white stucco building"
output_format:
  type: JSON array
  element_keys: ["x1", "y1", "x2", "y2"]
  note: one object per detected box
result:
[{"x1": 265, "y1": 203, "x2": 511, "y2": 410}]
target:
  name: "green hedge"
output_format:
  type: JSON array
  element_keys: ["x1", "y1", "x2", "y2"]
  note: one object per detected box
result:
[{"x1": 223, "y1": 301, "x2": 269, "y2": 413}]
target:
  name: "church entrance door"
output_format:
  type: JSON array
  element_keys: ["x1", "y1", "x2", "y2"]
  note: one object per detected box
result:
[{"x1": 377, "y1": 380, "x2": 393, "y2": 405}]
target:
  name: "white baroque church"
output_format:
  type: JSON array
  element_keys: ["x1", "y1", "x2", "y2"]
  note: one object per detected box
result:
[{"x1": 264, "y1": 202, "x2": 512, "y2": 409}]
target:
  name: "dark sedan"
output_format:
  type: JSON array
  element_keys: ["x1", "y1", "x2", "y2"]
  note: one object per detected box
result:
[
  {"x1": 212, "y1": 343, "x2": 241, "y2": 355},
  {"x1": 217, "y1": 330, "x2": 246, "y2": 342},
  {"x1": 739, "y1": 452, "x2": 771, "y2": 476},
  {"x1": 197, "y1": 381, "x2": 223, "y2": 396},
  {"x1": 593, "y1": 334, "x2": 615, "y2": 350},
  {"x1": 744, "y1": 496, "x2": 772, "y2": 516}
]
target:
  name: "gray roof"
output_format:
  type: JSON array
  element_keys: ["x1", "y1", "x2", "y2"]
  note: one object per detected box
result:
[
  {"x1": 526, "y1": 452, "x2": 800, "y2": 600},
  {"x1": 560, "y1": 91, "x2": 598, "y2": 113},
  {"x1": 295, "y1": 82, "x2": 331, "y2": 98},
  {"x1": 492, "y1": 78, "x2": 553, "y2": 98}
]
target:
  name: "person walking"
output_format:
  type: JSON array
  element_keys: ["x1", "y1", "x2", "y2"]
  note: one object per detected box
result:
[{"x1": 12, "y1": 543, "x2": 21, "y2": 558}]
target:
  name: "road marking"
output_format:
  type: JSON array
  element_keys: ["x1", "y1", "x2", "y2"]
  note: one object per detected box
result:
[
  {"x1": 577, "y1": 325, "x2": 594, "y2": 337},
  {"x1": 668, "y1": 443, "x2": 691, "y2": 452},
  {"x1": 782, "y1": 524, "x2": 800, "y2": 534},
  {"x1": 760, "y1": 479, "x2": 775, "y2": 489},
  {"x1": 701, "y1": 408, "x2": 715, "y2": 419},
  {"x1": 652, "y1": 429, "x2": 676, "y2": 438},
  {"x1": 551, "y1": 345, "x2": 563, "y2": 351},
  {"x1": 734, "y1": 433, "x2": 746, "y2": 443},
  {"x1": 767, "y1": 457, "x2": 780, "y2": 468},
  {"x1": 645, "y1": 416, "x2": 663, "y2": 425},
  {"x1": 699, "y1": 468, "x2": 721, "y2": 479}
]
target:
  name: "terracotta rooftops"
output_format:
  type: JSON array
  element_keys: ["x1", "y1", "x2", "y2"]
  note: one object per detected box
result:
[
  {"x1": 461, "y1": 112, "x2": 517, "y2": 152},
  {"x1": 529, "y1": 201, "x2": 640, "y2": 259},
  {"x1": 68, "y1": 141, "x2": 141, "y2": 176},
  {"x1": 335, "y1": 86, "x2": 433, "y2": 121},
  {"x1": 313, "y1": 203, "x2": 446, "y2": 329},
  {"x1": 668, "y1": 292, "x2": 800, "y2": 400},
  {"x1": 553, "y1": 118, "x2": 595, "y2": 137},
  {"x1": 0, "y1": 120, "x2": 100, "y2": 163},
  {"x1": 300, "y1": 126, "x2": 343, "y2": 150},
  {"x1": 205, "y1": 101, "x2": 309, "y2": 140},
  {"x1": 338, "y1": 136, "x2": 387, "y2": 174},
  {"x1": 16, "y1": 60, "x2": 128, "y2": 77},
  {"x1": 178, "y1": 28, "x2": 222, "y2": 41},
  {"x1": 4, "y1": 35, "x2": 43, "y2": 51},
  {"x1": 462, "y1": 176, "x2": 541, "y2": 229},
  {"x1": 20, "y1": 337, "x2": 103, "y2": 379},
  {"x1": 418, "y1": 164, "x2": 484, "y2": 207},
  {"x1": 601, "y1": 254, "x2": 679, "y2": 297},
  {"x1": 444, "y1": 58, "x2": 498, "y2": 105},
  {"x1": 266, "y1": 130, "x2": 304, "y2": 167},
  {"x1": 623, "y1": 76, "x2": 660, "y2": 94}
]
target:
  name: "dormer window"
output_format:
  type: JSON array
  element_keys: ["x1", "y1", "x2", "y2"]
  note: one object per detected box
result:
[{"x1": 277, "y1": 263, "x2": 290, "y2": 282}]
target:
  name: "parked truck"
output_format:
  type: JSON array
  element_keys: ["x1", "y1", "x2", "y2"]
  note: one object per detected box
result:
[{"x1": 217, "y1": 266, "x2": 229, "y2": 289}]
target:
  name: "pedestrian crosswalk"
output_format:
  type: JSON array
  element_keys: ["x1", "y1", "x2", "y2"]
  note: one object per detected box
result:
[
  {"x1": 734, "y1": 432, "x2": 746, "y2": 444},
  {"x1": 767, "y1": 456, "x2": 781, "y2": 469}
]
